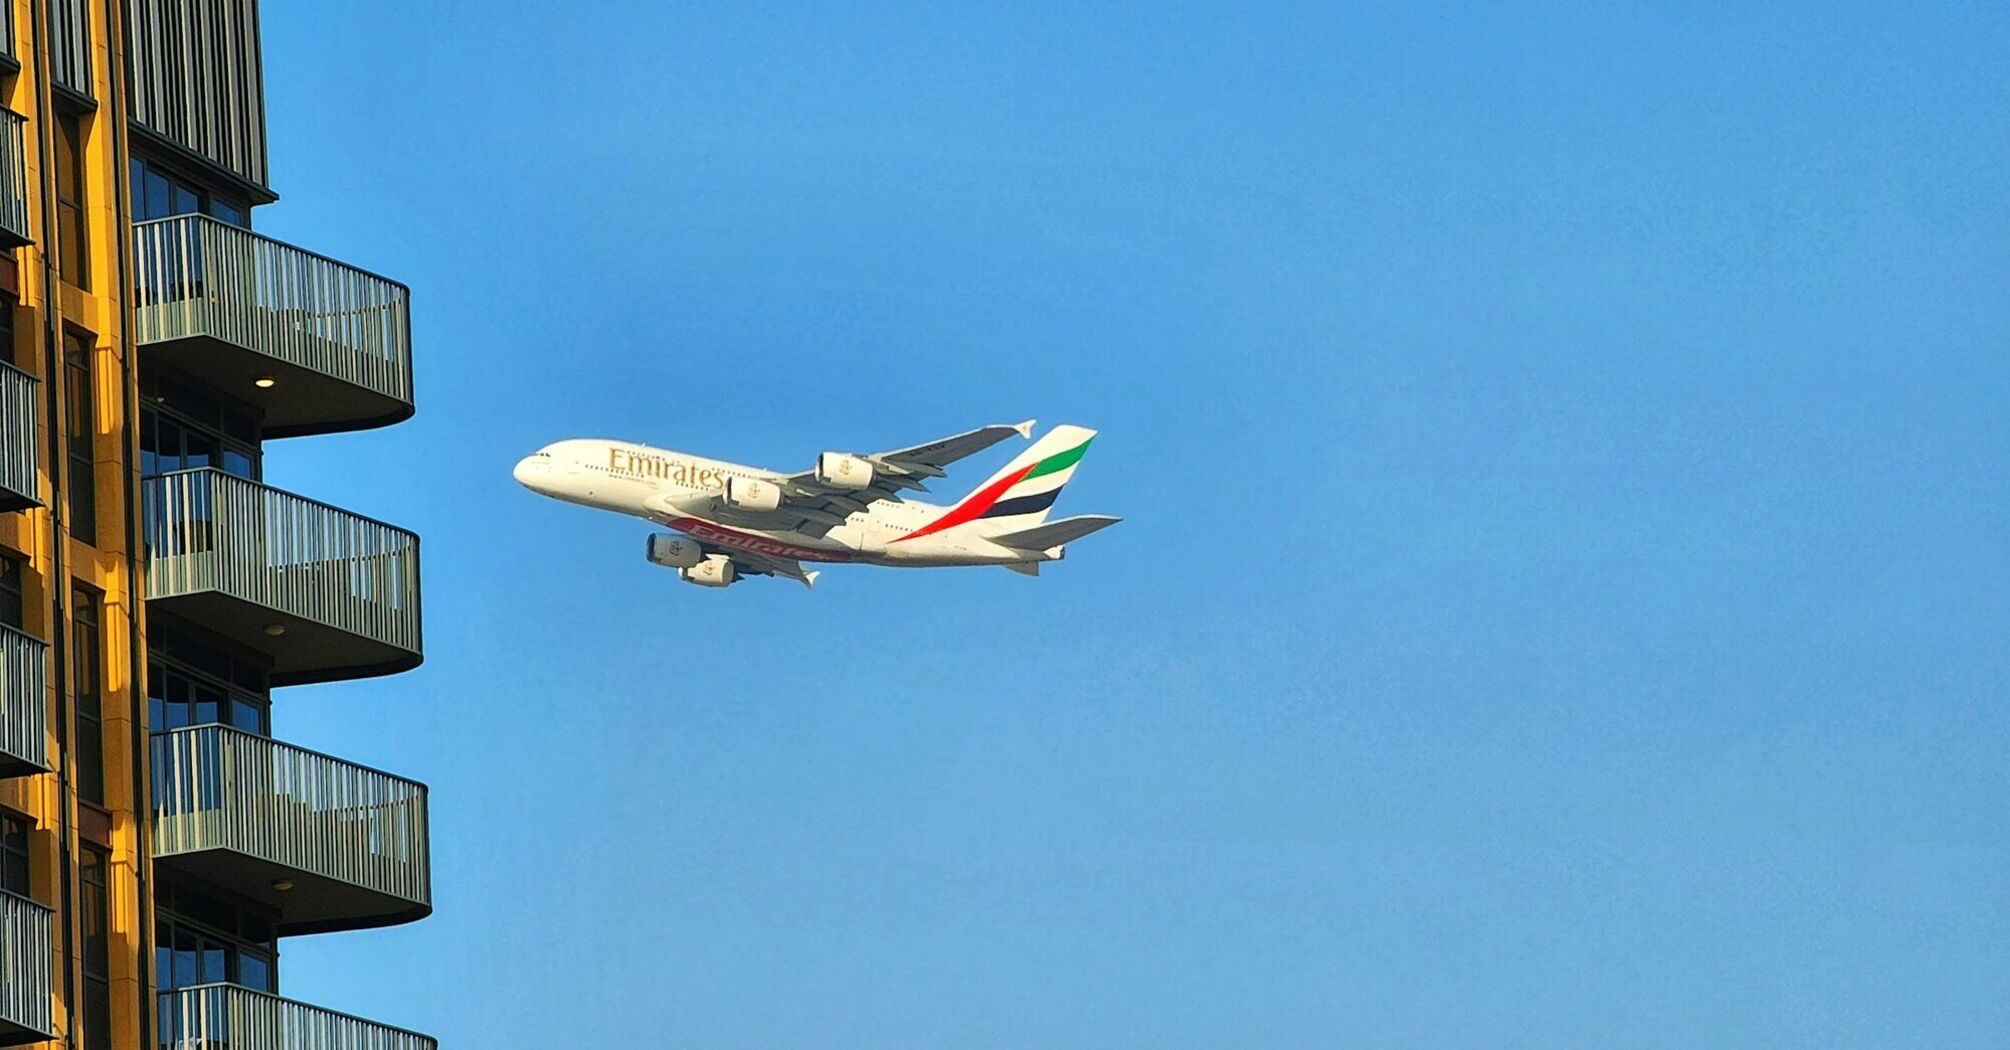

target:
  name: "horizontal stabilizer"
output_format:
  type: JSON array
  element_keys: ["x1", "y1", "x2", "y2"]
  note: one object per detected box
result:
[{"x1": 990, "y1": 514, "x2": 1121, "y2": 552}]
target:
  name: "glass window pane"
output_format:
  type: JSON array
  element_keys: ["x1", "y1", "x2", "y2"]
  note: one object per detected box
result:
[
  {"x1": 193, "y1": 685, "x2": 220, "y2": 726},
  {"x1": 229, "y1": 698, "x2": 262, "y2": 733},
  {"x1": 184, "y1": 432, "x2": 217, "y2": 471},
  {"x1": 144, "y1": 170, "x2": 171, "y2": 222},
  {"x1": 171, "y1": 929, "x2": 197, "y2": 988},
  {"x1": 170, "y1": 184, "x2": 200, "y2": 218},
  {"x1": 237, "y1": 950, "x2": 272, "y2": 992},
  {"x1": 200, "y1": 942, "x2": 225, "y2": 983}
]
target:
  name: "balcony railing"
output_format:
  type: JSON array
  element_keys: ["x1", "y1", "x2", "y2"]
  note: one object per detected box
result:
[
  {"x1": 154, "y1": 725, "x2": 430, "y2": 935},
  {"x1": 0, "y1": 112, "x2": 27, "y2": 248},
  {"x1": 158, "y1": 984, "x2": 435, "y2": 1050},
  {"x1": 0, "y1": 626, "x2": 46, "y2": 777},
  {"x1": 132, "y1": 215, "x2": 414, "y2": 437},
  {"x1": 0, "y1": 362, "x2": 33, "y2": 511},
  {"x1": 143, "y1": 469, "x2": 422, "y2": 686},
  {"x1": 0, "y1": 891, "x2": 52, "y2": 1044},
  {"x1": 47, "y1": 0, "x2": 91, "y2": 100}
]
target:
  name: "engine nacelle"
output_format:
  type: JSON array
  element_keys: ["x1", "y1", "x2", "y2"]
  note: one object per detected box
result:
[
  {"x1": 645, "y1": 533, "x2": 703, "y2": 569},
  {"x1": 680, "y1": 554, "x2": 737, "y2": 588},
  {"x1": 723, "y1": 475, "x2": 781, "y2": 512},
  {"x1": 815, "y1": 452, "x2": 874, "y2": 490}
]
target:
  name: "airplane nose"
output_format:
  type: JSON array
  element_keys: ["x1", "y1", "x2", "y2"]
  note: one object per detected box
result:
[{"x1": 513, "y1": 455, "x2": 549, "y2": 489}]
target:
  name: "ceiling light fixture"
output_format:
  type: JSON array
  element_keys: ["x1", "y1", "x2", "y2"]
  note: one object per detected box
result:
[
  {"x1": 262, "y1": 623, "x2": 287, "y2": 637},
  {"x1": 253, "y1": 376, "x2": 277, "y2": 389},
  {"x1": 271, "y1": 879, "x2": 294, "y2": 892}
]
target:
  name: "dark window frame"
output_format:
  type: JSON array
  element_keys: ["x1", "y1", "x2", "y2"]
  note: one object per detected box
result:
[
  {"x1": 0, "y1": 549, "x2": 22, "y2": 630},
  {"x1": 147, "y1": 627, "x2": 270, "y2": 736},
  {"x1": 54, "y1": 114, "x2": 88, "y2": 287},
  {"x1": 80, "y1": 845, "x2": 111, "y2": 1050},
  {"x1": 139, "y1": 371, "x2": 261, "y2": 481},
  {"x1": 0, "y1": 810, "x2": 27, "y2": 897},
  {"x1": 128, "y1": 155, "x2": 249, "y2": 227},
  {"x1": 63, "y1": 329, "x2": 96, "y2": 545},
  {"x1": 71, "y1": 582, "x2": 104, "y2": 804},
  {"x1": 154, "y1": 884, "x2": 278, "y2": 995}
]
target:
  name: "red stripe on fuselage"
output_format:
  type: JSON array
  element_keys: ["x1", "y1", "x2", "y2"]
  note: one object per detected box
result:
[
  {"x1": 667, "y1": 517, "x2": 855, "y2": 563},
  {"x1": 893, "y1": 464, "x2": 1036, "y2": 543}
]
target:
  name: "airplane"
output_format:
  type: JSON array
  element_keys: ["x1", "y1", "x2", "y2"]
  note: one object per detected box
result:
[{"x1": 511, "y1": 421, "x2": 1118, "y2": 589}]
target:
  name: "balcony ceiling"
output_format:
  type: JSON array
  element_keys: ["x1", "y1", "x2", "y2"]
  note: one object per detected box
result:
[
  {"x1": 147, "y1": 591, "x2": 421, "y2": 688},
  {"x1": 156, "y1": 849, "x2": 431, "y2": 937},
  {"x1": 143, "y1": 333, "x2": 414, "y2": 439}
]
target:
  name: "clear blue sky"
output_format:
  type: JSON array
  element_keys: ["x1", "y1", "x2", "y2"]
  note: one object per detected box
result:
[{"x1": 245, "y1": 3, "x2": 2006, "y2": 1047}]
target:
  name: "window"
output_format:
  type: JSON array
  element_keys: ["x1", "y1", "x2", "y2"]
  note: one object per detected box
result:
[
  {"x1": 64, "y1": 331, "x2": 96, "y2": 545},
  {"x1": 81, "y1": 846, "x2": 111, "y2": 1050},
  {"x1": 72, "y1": 584, "x2": 103, "y2": 804},
  {"x1": 147, "y1": 627, "x2": 269, "y2": 735},
  {"x1": 139, "y1": 371, "x2": 259, "y2": 480},
  {"x1": 0, "y1": 551, "x2": 21, "y2": 630},
  {"x1": 154, "y1": 883, "x2": 278, "y2": 995},
  {"x1": 0, "y1": 812, "x2": 27, "y2": 896},
  {"x1": 0, "y1": 292, "x2": 14, "y2": 366},
  {"x1": 55, "y1": 116, "x2": 87, "y2": 287},
  {"x1": 129, "y1": 157, "x2": 248, "y2": 227}
]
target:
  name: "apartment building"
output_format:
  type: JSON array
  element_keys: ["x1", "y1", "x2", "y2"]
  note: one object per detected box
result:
[{"x1": 0, "y1": 1, "x2": 432, "y2": 1047}]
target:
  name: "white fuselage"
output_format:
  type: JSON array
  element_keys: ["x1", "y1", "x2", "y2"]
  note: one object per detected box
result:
[{"x1": 512, "y1": 439, "x2": 1043, "y2": 567}]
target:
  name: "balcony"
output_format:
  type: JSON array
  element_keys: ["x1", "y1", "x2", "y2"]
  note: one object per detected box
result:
[
  {"x1": 0, "y1": 362, "x2": 33, "y2": 511},
  {"x1": 0, "y1": 891, "x2": 52, "y2": 1046},
  {"x1": 143, "y1": 469, "x2": 422, "y2": 686},
  {"x1": 153, "y1": 725, "x2": 430, "y2": 936},
  {"x1": 132, "y1": 215, "x2": 414, "y2": 438},
  {"x1": 158, "y1": 984, "x2": 435, "y2": 1050},
  {"x1": 0, "y1": 112, "x2": 28, "y2": 249},
  {"x1": 0, "y1": 627, "x2": 46, "y2": 777}
]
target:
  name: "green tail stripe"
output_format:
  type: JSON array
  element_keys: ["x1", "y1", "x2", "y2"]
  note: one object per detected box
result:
[{"x1": 1023, "y1": 437, "x2": 1093, "y2": 481}]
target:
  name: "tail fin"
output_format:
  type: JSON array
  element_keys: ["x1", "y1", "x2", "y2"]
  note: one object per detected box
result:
[{"x1": 895, "y1": 425, "x2": 1098, "y2": 544}]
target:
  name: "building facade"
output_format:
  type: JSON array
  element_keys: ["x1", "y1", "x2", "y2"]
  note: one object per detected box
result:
[{"x1": 0, "y1": 1, "x2": 432, "y2": 1047}]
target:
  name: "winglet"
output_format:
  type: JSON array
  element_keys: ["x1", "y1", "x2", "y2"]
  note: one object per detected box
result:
[
  {"x1": 1013, "y1": 419, "x2": 1036, "y2": 439},
  {"x1": 801, "y1": 570, "x2": 821, "y2": 590}
]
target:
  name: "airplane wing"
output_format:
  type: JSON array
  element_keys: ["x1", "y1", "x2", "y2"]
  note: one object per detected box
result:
[{"x1": 769, "y1": 419, "x2": 1035, "y2": 536}]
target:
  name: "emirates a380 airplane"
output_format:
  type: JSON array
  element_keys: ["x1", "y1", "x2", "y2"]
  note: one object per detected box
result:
[{"x1": 512, "y1": 421, "x2": 1117, "y2": 589}]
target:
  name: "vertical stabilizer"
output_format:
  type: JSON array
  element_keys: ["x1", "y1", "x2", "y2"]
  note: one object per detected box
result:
[{"x1": 895, "y1": 425, "x2": 1098, "y2": 543}]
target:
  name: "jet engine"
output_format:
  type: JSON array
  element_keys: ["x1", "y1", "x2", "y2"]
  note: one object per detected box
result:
[
  {"x1": 723, "y1": 475, "x2": 782, "y2": 512},
  {"x1": 815, "y1": 452, "x2": 874, "y2": 490},
  {"x1": 645, "y1": 533, "x2": 703, "y2": 569},
  {"x1": 680, "y1": 554, "x2": 737, "y2": 587}
]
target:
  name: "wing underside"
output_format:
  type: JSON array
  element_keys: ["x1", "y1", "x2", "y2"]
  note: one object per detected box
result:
[{"x1": 716, "y1": 546, "x2": 820, "y2": 588}]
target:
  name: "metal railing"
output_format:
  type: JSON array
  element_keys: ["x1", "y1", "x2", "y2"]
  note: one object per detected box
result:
[
  {"x1": 47, "y1": 0, "x2": 91, "y2": 99},
  {"x1": 0, "y1": 890, "x2": 52, "y2": 1039},
  {"x1": 158, "y1": 984, "x2": 435, "y2": 1050},
  {"x1": 0, "y1": 361, "x2": 34, "y2": 507},
  {"x1": 132, "y1": 215, "x2": 414, "y2": 409},
  {"x1": 153, "y1": 725, "x2": 430, "y2": 913},
  {"x1": 143, "y1": 468, "x2": 422, "y2": 659},
  {"x1": 0, "y1": 625, "x2": 47, "y2": 772},
  {"x1": 0, "y1": 111, "x2": 27, "y2": 246},
  {"x1": 127, "y1": 0, "x2": 268, "y2": 190}
]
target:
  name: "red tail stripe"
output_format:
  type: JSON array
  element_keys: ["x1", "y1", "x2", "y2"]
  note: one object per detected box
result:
[{"x1": 894, "y1": 463, "x2": 1036, "y2": 543}]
